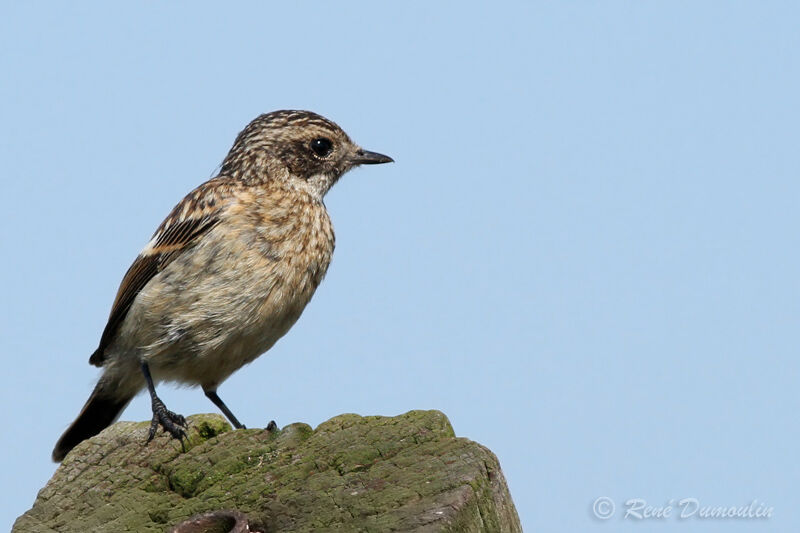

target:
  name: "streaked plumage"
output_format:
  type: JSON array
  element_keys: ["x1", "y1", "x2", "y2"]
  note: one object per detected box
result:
[{"x1": 53, "y1": 110, "x2": 392, "y2": 462}]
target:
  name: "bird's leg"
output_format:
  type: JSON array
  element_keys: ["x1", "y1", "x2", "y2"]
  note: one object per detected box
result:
[
  {"x1": 204, "y1": 389, "x2": 246, "y2": 429},
  {"x1": 141, "y1": 362, "x2": 187, "y2": 443}
]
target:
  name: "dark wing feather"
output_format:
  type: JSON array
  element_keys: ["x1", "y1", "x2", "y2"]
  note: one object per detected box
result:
[{"x1": 89, "y1": 178, "x2": 234, "y2": 366}]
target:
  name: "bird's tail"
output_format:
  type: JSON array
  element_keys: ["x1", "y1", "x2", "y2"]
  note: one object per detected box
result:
[{"x1": 52, "y1": 381, "x2": 134, "y2": 462}]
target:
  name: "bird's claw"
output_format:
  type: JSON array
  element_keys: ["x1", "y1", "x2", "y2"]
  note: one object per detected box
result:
[{"x1": 148, "y1": 397, "x2": 188, "y2": 443}]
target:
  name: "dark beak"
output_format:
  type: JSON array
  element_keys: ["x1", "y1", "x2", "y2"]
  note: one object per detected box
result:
[{"x1": 352, "y1": 149, "x2": 394, "y2": 165}]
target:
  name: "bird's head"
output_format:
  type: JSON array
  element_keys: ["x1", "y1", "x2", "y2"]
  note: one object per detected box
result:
[{"x1": 221, "y1": 110, "x2": 393, "y2": 197}]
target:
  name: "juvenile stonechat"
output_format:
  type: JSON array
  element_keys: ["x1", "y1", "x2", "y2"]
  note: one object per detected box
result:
[{"x1": 52, "y1": 110, "x2": 393, "y2": 461}]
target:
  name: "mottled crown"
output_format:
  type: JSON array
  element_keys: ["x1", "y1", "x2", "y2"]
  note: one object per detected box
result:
[
  {"x1": 218, "y1": 110, "x2": 392, "y2": 197},
  {"x1": 220, "y1": 110, "x2": 352, "y2": 180}
]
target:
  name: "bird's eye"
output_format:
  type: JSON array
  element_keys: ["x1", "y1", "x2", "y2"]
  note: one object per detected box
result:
[{"x1": 310, "y1": 138, "x2": 333, "y2": 157}]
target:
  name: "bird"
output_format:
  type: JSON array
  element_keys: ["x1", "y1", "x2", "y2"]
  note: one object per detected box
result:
[{"x1": 52, "y1": 110, "x2": 393, "y2": 462}]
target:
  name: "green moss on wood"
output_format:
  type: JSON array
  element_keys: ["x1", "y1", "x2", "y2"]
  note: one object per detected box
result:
[{"x1": 15, "y1": 410, "x2": 520, "y2": 532}]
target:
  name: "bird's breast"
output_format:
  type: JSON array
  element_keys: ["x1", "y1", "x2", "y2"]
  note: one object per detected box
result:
[
  {"x1": 248, "y1": 191, "x2": 335, "y2": 297},
  {"x1": 212, "y1": 191, "x2": 336, "y2": 365},
  {"x1": 128, "y1": 190, "x2": 335, "y2": 386}
]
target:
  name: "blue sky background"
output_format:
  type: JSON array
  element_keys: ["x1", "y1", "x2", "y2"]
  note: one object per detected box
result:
[{"x1": 2, "y1": 2, "x2": 798, "y2": 531}]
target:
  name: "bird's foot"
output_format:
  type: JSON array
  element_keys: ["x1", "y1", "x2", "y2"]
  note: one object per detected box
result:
[{"x1": 148, "y1": 396, "x2": 188, "y2": 443}]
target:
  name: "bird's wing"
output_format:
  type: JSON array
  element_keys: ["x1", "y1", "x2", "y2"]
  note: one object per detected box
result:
[{"x1": 89, "y1": 177, "x2": 236, "y2": 366}]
